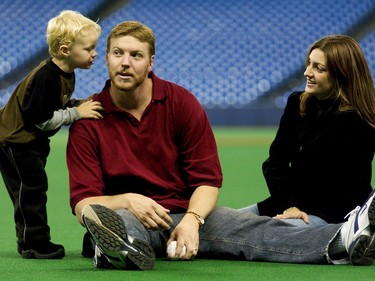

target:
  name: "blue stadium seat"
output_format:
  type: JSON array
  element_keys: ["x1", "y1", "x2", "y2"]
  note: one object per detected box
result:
[
  {"x1": 0, "y1": 0, "x2": 106, "y2": 78},
  {"x1": 1, "y1": 0, "x2": 375, "y2": 116},
  {"x1": 72, "y1": 0, "x2": 375, "y2": 109}
]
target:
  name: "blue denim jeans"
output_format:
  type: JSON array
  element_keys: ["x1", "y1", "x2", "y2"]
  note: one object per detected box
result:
[
  {"x1": 116, "y1": 206, "x2": 342, "y2": 264},
  {"x1": 238, "y1": 204, "x2": 328, "y2": 227}
]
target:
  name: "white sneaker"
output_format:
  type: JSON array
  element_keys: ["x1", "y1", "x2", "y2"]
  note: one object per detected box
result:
[{"x1": 343, "y1": 189, "x2": 375, "y2": 265}]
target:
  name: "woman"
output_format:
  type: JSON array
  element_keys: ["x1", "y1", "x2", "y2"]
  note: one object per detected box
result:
[{"x1": 240, "y1": 35, "x2": 375, "y2": 226}]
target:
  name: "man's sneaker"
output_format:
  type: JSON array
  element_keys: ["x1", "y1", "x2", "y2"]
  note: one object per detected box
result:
[
  {"x1": 93, "y1": 245, "x2": 115, "y2": 269},
  {"x1": 81, "y1": 204, "x2": 155, "y2": 270},
  {"x1": 343, "y1": 189, "x2": 375, "y2": 265},
  {"x1": 18, "y1": 242, "x2": 65, "y2": 259},
  {"x1": 81, "y1": 231, "x2": 95, "y2": 258}
]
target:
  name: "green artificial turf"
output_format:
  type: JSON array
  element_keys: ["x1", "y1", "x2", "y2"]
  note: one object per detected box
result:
[{"x1": 1, "y1": 127, "x2": 375, "y2": 281}]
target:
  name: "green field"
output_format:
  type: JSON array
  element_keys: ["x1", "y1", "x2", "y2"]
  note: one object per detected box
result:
[{"x1": 1, "y1": 127, "x2": 374, "y2": 281}]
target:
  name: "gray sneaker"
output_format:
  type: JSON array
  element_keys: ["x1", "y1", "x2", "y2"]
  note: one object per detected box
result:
[{"x1": 82, "y1": 204, "x2": 155, "y2": 270}]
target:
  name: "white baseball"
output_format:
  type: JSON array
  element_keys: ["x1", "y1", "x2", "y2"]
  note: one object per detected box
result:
[{"x1": 166, "y1": 241, "x2": 186, "y2": 260}]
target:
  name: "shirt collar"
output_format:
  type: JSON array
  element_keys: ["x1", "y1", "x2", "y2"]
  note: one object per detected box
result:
[{"x1": 149, "y1": 71, "x2": 167, "y2": 102}]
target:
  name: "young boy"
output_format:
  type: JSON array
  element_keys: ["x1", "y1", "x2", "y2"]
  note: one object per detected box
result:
[{"x1": 0, "y1": 10, "x2": 103, "y2": 259}]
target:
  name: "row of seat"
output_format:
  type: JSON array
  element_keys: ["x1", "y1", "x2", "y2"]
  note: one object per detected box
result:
[
  {"x1": 1, "y1": 0, "x2": 375, "y2": 111},
  {"x1": 0, "y1": 0, "x2": 108, "y2": 78}
]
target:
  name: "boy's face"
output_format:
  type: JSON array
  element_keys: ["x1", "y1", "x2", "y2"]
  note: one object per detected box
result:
[
  {"x1": 68, "y1": 30, "x2": 100, "y2": 69},
  {"x1": 106, "y1": 35, "x2": 154, "y2": 92}
]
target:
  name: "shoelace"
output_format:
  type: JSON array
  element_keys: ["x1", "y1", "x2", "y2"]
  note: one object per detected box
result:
[{"x1": 344, "y1": 206, "x2": 360, "y2": 220}]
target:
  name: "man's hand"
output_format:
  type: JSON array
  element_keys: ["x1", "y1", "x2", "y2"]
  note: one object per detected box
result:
[
  {"x1": 74, "y1": 193, "x2": 173, "y2": 227},
  {"x1": 125, "y1": 193, "x2": 173, "y2": 230},
  {"x1": 273, "y1": 207, "x2": 310, "y2": 224},
  {"x1": 167, "y1": 214, "x2": 200, "y2": 260}
]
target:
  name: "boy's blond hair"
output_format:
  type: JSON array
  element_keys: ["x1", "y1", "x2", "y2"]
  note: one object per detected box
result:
[{"x1": 46, "y1": 10, "x2": 101, "y2": 57}]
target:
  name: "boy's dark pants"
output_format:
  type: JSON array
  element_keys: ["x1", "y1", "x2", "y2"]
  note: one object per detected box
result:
[{"x1": 0, "y1": 140, "x2": 51, "y2": 248}]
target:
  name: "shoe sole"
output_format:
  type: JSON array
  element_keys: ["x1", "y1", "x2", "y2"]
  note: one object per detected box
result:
[
  {"x1": 82, "y1": 205, "x2": 155, "y2": 270},
  {"x1": 21, "y1": 248, "x2": 65, "y2": 259},
  {"x1": 349, "y1": 194, "x2": 375, "y2": 265}
]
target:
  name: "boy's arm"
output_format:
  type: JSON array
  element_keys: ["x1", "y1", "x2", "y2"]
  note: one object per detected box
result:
[
  {"x1": 65, "y1": 94, "x2": 98, "y2": 107},
  {"x1": 35, "y1": 107, "x2": 80, "y2": 131},
  {"x1": 36, "y1": 98, "x2": 103, "y2": 131}
]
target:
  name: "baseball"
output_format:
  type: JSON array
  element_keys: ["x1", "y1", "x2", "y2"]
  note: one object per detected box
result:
[{"x1": 166, "y1": 240, "x2": 186, "y2": 260}]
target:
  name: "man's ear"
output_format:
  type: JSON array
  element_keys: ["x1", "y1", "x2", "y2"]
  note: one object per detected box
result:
[{"x1": 148, "y1": 55, "x2": 155, "y2": 72}]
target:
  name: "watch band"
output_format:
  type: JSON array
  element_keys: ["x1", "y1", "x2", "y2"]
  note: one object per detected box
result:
[{"x1": 186, "y1": 211, "x2": 205, "y2": 228}]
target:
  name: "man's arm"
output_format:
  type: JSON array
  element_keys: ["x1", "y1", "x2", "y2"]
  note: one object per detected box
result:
[
  {"x1": 185, "y1": 185, "x2": 219, "y2": 223},
  {"x1": 167, "y1": 185, "x2": 219, "y2": 260},
  {"x1": 74, "y1": 192, "x2": 173, "y2": 229}
]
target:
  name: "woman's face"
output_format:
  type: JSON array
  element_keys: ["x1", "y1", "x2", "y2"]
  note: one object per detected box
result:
[{"x1": 304, "y1": 48, "x2": 334, "y2": 99}]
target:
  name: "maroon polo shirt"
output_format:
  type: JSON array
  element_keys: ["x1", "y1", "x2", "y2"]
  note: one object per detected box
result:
[{"x1": 67, "y1": 72, "x2": 223, "y2": 213}]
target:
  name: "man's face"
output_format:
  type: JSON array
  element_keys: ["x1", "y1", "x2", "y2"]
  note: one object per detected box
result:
[{"x1": 106, "y1": 35, "x2": 154, "y2": 92}]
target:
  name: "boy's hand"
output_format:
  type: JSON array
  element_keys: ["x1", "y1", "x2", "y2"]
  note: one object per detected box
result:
[{"x1": 76, "y1": 100, "x2": 103, "y2": 119}]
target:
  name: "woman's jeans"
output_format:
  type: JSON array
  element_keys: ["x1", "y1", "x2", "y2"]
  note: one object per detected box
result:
[
  {"x1": 238, "y1": 204, "x2": 328, "y2": 227},
  {"x1": 116, "y1": 206, "x2": 342, "y2": 264}
]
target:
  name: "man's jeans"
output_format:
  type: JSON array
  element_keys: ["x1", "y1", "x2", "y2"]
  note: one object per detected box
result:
[
  {"x1": 116, "y1": 206, "x2": 342, "y2": 264},
  {"x1": 238, "y1": 204, "x2": 328, "y2": 227}
]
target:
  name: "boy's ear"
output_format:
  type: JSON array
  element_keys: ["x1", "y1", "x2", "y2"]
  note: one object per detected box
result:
[{"x1": 59, "y1": 44, "x2": 70, "y2": 57}]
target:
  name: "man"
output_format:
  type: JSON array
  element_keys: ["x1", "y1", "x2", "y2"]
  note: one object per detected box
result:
[{"x1": 67, "y1": 21, "x2": 375, "y2": 270}]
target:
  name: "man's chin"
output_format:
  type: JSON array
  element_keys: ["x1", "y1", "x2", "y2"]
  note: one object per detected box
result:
[{"x1": 112, "y1": 80, "x2": 134, "y2": 92}]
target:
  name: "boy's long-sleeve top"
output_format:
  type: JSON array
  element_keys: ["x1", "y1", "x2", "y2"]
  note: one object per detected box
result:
[{"x1": 0, "y1": 59, "x2": 79, "y2": 144}]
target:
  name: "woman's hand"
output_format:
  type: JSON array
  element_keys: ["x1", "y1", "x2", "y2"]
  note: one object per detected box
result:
[{"x1": 273, "y1": 207, "x2": 310, "y2": 224}]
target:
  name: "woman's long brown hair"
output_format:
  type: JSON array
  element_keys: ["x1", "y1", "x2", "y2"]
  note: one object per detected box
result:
[{"x1": 300, "y1": 35, "x2": 375, "y2": 129}]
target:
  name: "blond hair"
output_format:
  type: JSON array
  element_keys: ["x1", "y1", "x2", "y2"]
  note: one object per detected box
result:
[{"x1": 46, "y1": 10, "x2": 101, "y2": 57}]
